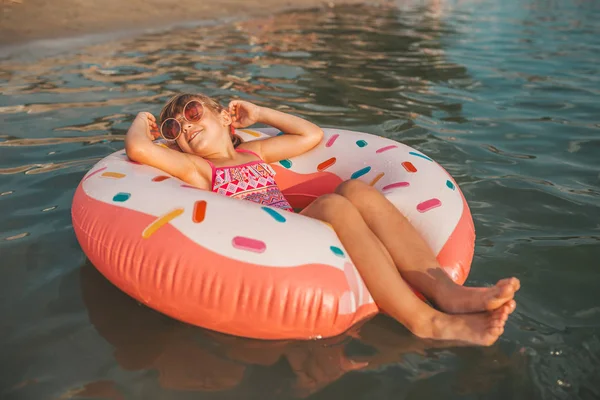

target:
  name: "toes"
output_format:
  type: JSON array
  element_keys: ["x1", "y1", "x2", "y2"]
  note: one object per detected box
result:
[
  {"x1": 496, "y1": 278, "x2": 517, "y2": 296},
  {"x1": 489, "y1": 318, "x2": 505, "y2": 328},
  {"x1": 499, "y1": 277, "x2": 520, "y2": 292},
  {"x1": 491, "y1": 306, "x2": 510, "y2": 320},
  {"x1": 489, "y1": 326, "x2": 504, "y2": 336},
  {"x1": 505, "y1": 299, "x2": 517, "y2": 314},
  {"x1": 491, "y1": 312, "x2": 508, "y2": 324},
  {"x1": 513, "y1": 278, "x2": 521, "y2": 292}
]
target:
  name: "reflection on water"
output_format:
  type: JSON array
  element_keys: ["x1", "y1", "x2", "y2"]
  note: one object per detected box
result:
[
  {"x1": 1, "y1": 1, "x2": 599, "y2": 399},
  {"x1": 79, "y1": 263, "x2": 522, "y2": 399}
]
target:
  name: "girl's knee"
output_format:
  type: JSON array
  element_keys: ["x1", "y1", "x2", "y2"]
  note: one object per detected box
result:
[
  {"x1": 335, "y1": 179, "x2": 377, "y2": 201},
  {"x1": 304, "y1": 193, "x2": 355, "y2": 222}
]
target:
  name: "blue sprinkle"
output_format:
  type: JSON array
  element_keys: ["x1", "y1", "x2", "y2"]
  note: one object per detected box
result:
[
  {"x1": 409, "y1": 151, "x2": 433, "y2": 162},
  {"x1": 330, "y1": 246, "x2": 345, "y2": 257},
  {"x1": 280, "y1": 159, "x2": 292, "y2": 169},
  {"x1": 351, "y1": 166, "x2": 371, "y2": 179},
  {"x1": 276, "y1": 131, "x2": 285, "y2": 136},
  {"x1": 356, "y1": 140, "x2": 368, "y2": 148},
  {"x1": 261, "y1": 207, "x2": 286, "y2": 223},
  {"x1": 446, "y1": 180, "x2": 455, "y2": 190},
  {"x1": 113, "y1": 192, "x2": 131, "y2": 202}
]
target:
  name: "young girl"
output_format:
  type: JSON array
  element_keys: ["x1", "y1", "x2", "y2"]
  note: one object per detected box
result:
[{"x1": 125, "y1": 93, "x2": 520, "y2": 346}]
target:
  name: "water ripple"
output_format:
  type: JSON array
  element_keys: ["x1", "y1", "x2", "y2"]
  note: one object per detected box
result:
[{"x1": 0, "y1": 2, "x2": 599, "y2": 400}]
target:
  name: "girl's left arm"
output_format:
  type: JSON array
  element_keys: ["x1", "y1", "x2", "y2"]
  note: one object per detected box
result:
[{"x1": 230, "y1": 101, "x2": 324, "y2": 163}]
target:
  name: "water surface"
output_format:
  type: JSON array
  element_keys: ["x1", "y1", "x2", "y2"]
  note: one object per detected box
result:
[{"x1": 1, "y1": 1, "x2": 599, "y2": 399}]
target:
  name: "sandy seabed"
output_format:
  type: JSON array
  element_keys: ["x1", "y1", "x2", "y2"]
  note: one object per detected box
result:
[{"x1": 0, "y1": 0, "x2": 389, "y2": 46}]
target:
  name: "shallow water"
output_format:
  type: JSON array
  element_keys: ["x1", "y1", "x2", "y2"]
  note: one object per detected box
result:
[{"x1": 1, "y1": 0, "x2": 599, "y2": 399}]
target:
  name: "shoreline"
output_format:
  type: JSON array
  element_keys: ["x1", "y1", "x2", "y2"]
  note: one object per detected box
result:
[{"x1": 0, "y1": 0, "x2": 389, "y2": 48}]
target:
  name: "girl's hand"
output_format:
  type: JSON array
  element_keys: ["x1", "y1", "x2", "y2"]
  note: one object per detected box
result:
[
  {"x1": 228, "y1": 100, "x2": 262, "y2": 128},
  {"x1": 133, "y1": 112, "x2": 160, "y2": 140}
]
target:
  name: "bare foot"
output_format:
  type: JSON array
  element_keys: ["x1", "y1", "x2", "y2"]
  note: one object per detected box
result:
[
  {"x1": 434, "y1": 277, "x2": 520, "y2": 314},
  {"x1": 417, "y1": 300, "x2": 516, "y2": 347}
]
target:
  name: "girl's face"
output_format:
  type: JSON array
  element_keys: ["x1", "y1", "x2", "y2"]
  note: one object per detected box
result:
[{"x1": 170, "y1": 101, "x2": 232, "y2": 155}]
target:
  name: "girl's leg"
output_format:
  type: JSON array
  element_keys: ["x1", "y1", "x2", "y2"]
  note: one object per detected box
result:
[
  {"x1": 300, "y1": 193, "x2": 514, "y2": 346},
  {"x1": 334, "y1": 180, "x2": 519, "y2": 314}
]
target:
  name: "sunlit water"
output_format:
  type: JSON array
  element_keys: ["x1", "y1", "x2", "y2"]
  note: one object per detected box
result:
[{"x1": 1, "y1": 1, "x2": 599, "y2": 399}]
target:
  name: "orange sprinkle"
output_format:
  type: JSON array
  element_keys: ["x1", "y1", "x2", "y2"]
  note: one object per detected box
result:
[
  {"x1": 317, "y1": 157, "x2": 336, "y2": 171},
  {"x1": 369, "y1": 172, "x2": 385, "y2": 186},
  {"x1": 152, "y1": 176, "x2": 170, "y2": 182},
  {"x1": 240, "y1": 129, "x2": 261, "y2": 137},
  {"x1": 193, "y1": 201, "x2": 207, "y2": 223},
  {"x1": 101, "y1": 172, "x2": 126, "y2": 179},
  {"x1": 402, "y1": 162, "x2": 417, "y2": 173},
  {"x1": 142, "y1": 208, "x2": 184, "y2": 239}
]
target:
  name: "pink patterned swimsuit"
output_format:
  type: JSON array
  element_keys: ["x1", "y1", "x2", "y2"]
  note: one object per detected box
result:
[{"x1": 207, "y1": 148, "x2": 293, "y2": 212}]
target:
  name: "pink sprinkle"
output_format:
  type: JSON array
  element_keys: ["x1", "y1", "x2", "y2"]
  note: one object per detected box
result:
[
  {"x1": 232, "y1": 236, "x2": 266, "y2": 253},
  {"x1": 84, "y1": 166, "x2": 107, "y2": 181},
  {"x1": 326, "y1": 134, "x2": 340, "y2": 147},
  {"x1": 376, "y1": 145, "x2": 397, "y2": 154},
  {"x1": 417, "y1": 198, "x2": 442, "y2": 213},
  {"x1": 383, "y1": 182, "x2": 410, "y2": 191}
]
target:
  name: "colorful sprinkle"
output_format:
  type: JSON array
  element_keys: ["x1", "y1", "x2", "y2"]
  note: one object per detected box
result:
[
  {"x1": 101, "y1": 172, "x2": 126, "y2": 179},
  {"x1": 330, "y1": 246, "x2": 345, "y2": 257},
  {"x1": 193, "y1": 201, "x2": 207, "y2": 223},
  {"x1": 409, "y1": 151, "x2": 433, "y2": 161},
  {"x1": 322, "y1": 221, "x2": 335, "y2": 231},
  {"x1": 112, "y1": 192, "x2": 131, "y2": 202},
  {"x1": 402, "y1": 162, "x2": 417, "y2": 173},
  {"x1": 446, "y1": 180, "x2": 455, "y2": 190},
  {"x1": 356, "y1": 140, "x2": 368, "y2": 148},
  {"x1": 317, "y1": 157, "x2": 336, "y2": 171},
  {"x1": 240, "y1": 129, "x2": 261, "y2": 137},
  {"x1": 280, "y1": 159, "x2": 292, "y2": 169},
  {"x1": 376, "y1": 145, "x2": 397, "y2": 154},
  {"x1": 276, "y1": 131, "x2": 285, "y2": 136},
  {"x1": 152, "y1": 175, "x2": 170, "y2": 182},
  {"x1": 383, "y1": 182, "x2": 410, "y2": 191},
  {"x1": 417, "y1": 198, "x2": 442, "y2": 213},
  {"x1": 84, "y1": 166, "x2": 107, "y2": 181},
  {"x1": 262, "y1": 207, "x2": 286, "y2": 223},
  {"x1": 142, "y1": 208, "x2": 184, "y2": 239},
  {"x1": 369, "y1": 172, "x2": 385, "y2": 186},
  {"x1": 232, "y1": 236, "x2": 266, "y2": 253},
  {"x1": 351, "y1": 166, "x2": 371, "y2": 179},
  {"x1": 326, "y1": 134, "x2": 340, "y2": 147}
]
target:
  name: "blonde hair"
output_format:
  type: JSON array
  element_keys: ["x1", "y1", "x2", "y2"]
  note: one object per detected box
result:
[{"x1": 159, "y1": 93, "x2": 242, "y2": 148}]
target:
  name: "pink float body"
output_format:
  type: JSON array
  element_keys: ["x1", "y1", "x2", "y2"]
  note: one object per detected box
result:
[{"x1": 72, "y1": 128, "x2": 475, "y2": 340}]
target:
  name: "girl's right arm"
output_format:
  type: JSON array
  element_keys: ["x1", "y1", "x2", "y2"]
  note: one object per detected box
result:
[{"x1": 125, "y1": 112, "x2": 208, "y2": 188}]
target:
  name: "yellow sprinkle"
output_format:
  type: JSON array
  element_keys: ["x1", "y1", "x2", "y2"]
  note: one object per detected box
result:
[
  {"x1": 142, "y1": 208, "x2": 184, "y2": 239},
  {"x1": 156, "y1": 143, "x2": 169, "y2": 148},
  {"x1": 240, "y1": 129, "x2": 261, "y2": 137},
  {"x1": 322, "y1": 221, "x2": 335, "y2": 231},
  {"x1": 101, "y1": 172, "x2": 126, "y2": 179},
  {"x1": 369, "y1": 172, "x2": 385, "y2": 186}
]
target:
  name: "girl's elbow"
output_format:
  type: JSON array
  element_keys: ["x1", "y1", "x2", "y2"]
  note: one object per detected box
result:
[
  {"x1": 310, "y1": 127, "x2": 324, "y2": 146},
  {"x1": 125, "y1": 142, "x2": 146, "y2": 163}
]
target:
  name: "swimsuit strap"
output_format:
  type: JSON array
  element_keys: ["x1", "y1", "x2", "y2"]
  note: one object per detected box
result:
[
  {"x1": 235, "y1": 148, "x2": 262, "y2": 160},
  {"x1": 204, "y1": 158, "x2": 217, "y2": 189}
]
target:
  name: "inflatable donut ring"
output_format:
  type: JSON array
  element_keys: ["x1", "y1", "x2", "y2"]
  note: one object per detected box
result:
[{"x1": 71, "y1": 128, "x2": 475, "y2": 340}]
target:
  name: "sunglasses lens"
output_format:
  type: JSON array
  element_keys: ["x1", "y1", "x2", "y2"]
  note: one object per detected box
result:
[
  {"x1": 161, "y1": 119, "x2": 180, "y2": 140},
  {"x1": 184, "y1": 101, "x2": 204, "y2": 122}
]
